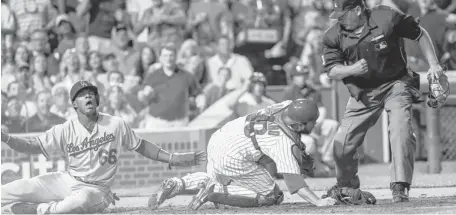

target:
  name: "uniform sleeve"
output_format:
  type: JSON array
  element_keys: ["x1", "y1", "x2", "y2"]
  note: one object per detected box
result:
[
  {"x1": 322, "y1": 31, "x2": 345, "y2": 73},
  {"x1": 263, "y1": 135, "x2": 301, "y2": 175},
  {"x1": 391, "y1": 7, "x2": 422, "y2": 41},
  {"x1": 120, "y1": 119, "x2": 142, "y2": 151},
  {"x1": 36, "y1": 124, "x2": 66, "y2": 158}
]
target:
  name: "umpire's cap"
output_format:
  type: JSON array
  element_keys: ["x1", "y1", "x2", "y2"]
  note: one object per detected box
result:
[
  {"x1": 330, "y1": 0, "x2": 363, "y2": 19},
  {"x1": 70, "y1": 80, "x2": 99, "y2": 102},
  {"x1": 283, "y1": 99, "x2": 319, "y2": 124}
]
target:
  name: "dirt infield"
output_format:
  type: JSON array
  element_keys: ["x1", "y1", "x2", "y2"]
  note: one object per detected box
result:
[{"x1": 107, "y1": 196, "x2": 456, "y2": 214}]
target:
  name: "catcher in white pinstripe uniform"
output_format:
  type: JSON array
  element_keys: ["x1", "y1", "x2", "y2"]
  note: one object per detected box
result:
[{"x1": 148, "y1": 98, "x2": 337, "y2": 210}]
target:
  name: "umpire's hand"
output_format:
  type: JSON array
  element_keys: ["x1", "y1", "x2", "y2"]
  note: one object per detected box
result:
[{"x1": 350, "y1": 59, "x2": 369, "y2": 76}]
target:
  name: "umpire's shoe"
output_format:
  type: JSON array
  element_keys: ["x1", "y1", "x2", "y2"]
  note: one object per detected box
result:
[
  {"x1": 148, "y1": 178, "x2": 182, "y2": 210},
  {"x1": 391, "y1": 182, "x2": 410, "y2": 203}
]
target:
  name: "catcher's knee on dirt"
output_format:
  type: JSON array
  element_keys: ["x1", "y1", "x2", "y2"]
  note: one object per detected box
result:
[{"x1": 208, "y1": 185, "x2": 283, "y2": 207}]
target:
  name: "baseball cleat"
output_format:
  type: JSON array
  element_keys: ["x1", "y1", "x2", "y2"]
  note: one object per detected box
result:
[
  {"x1": 10, "y1": 203, "x2": 39, "y2": 214},
  {"x1": 188, "y1": 179, "x2": 216, "y2": 210},
  {"x1": 391, "y1": 183, "x2": 410, "y2": 203},
  {"x1": 148, "y1": 178, "x2": 178, "y2": 210}
]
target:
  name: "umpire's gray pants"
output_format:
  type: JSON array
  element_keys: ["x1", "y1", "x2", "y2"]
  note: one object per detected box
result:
[{"x1": 333, "y1": 82, "x2": 417, "y2": 188}]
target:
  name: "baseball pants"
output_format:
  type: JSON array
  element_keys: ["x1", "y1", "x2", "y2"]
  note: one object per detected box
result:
[
  {"x1": 333, "y1": 82, "x2": 417, "y2": 188},
  {"x1": 1, "y1": 172, "x2": 114, "y2": 214},
  {"x1": 169, "y1": 130, "x2": 279, "y2": 200}
]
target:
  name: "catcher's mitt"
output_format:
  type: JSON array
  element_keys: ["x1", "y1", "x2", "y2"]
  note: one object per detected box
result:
[
  {"x1": 427, "y1": 71, "x2": 450, "y2": 109},
  {"x1": 322, "y1": 185, "x2": 376, "y2": 205},
  {"x1": 291, "y1": 144, "x2": 315, "y2": 175}
]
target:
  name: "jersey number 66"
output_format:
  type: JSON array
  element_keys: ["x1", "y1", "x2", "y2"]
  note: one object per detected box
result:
[{"x1": 98, "y1": 149, "x2": 118, "y2": 165}]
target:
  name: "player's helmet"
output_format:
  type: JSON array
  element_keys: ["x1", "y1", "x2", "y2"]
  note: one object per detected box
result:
[
  {"x1": 70, "y1": 80, "x2": 100, "y2": 106},
  {"x1": 248, "y1": 72, "x2": 267, "y2": 93},
  {"x1": 283, "y1": 99, "x2": 319, "y2": 124}
]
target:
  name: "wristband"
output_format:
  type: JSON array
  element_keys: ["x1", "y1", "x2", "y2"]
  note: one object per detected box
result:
[{"x1": 168, "y1": 153, "x2": 173, "y2": 170}]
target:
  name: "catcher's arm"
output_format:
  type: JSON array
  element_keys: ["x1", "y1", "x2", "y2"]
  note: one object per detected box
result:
[
  {"x1": 283, "y1": 173, "x2": 337, "y2": 206},
  {"x1": 135, "y1": 140, "x2": 207, "y2": 168}
]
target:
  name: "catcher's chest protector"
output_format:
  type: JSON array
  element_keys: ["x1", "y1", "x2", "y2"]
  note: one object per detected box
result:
[{"x1": 243, "y1": 103, "x2": 303, "y2": 152}]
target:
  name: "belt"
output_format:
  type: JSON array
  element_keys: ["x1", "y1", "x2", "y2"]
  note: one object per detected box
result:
[{"x1": 73, "y1": 176, "x2": 104, "y2": 186}]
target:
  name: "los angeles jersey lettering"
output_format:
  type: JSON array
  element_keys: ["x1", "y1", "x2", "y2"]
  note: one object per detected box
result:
[{"x1": 36, "y1": 113, "x2": 141, "y2": 187}]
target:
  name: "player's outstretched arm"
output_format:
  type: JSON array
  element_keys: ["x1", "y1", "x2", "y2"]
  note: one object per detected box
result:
[
  {"x1": 135, "y1": 140, "x2": 207, "y2": 169},
  {"x1": 1, "y1": 131, "x2": 44, "y2": 155},
  {"x1": 282, "y1": 173, "x2": 336, "y2": 207}
]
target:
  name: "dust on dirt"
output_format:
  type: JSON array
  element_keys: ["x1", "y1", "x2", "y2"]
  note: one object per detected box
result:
[{"x1": 106, "y1": 196, "x2": 456, "y2": 214}]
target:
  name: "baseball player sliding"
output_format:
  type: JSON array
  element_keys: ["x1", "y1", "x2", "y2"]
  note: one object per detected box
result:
[
  {"x1": 148, "y1": 99, "x2": 337, "y2": 210},
  {"x1": 1, "y1": 81, "x2": 206, "y2": 214}
]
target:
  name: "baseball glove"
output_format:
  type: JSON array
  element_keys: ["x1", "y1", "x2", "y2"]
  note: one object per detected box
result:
[
  {"x1": 427, "y1": 71, "x2": 450, "y2": 109},
  {"x1": 322, "y1": 185, "x2": 376, "y2": 205},
  {"x1": 291, "y1": 144, "x2": 315, "y2": 176}
]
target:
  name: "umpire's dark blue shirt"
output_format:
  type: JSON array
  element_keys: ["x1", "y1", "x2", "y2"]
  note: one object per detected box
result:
[{"x1": 322, "y1": 5, "x2": 422, "y2": 100}]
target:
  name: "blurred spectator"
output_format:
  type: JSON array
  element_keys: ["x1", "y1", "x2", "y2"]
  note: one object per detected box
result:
[
  {"x1": 29, "y1": 53, "x2": 52, "y2": 93},
  {"x1": 14, "y1": 45, "x2": 31, "y2": 66},
  {"x1": 101, "y1": 85, "x2": 138, "y2": 126},
  {"x1": 126, "y1": 0, "x2": 153, "y2": 45},
  {"x1": 82, "y1": 68, "x2": 106, "y2": 96},
  {"x1": 202, "y1": 67, "x2": 233, "y2": 108},
  {"x1": 7, "y1": 81, "x2": 37, "y2": 121},
  {"x1": 29, "y1": 29, "x2": 60, "y2": 77},
  {"x1": 186, "y1": 0, "x2": 233, "y2": 57},
  {"x1": 52, "y1": 49, "x2": 82, "y2": 90},
  {"x1": 77, "y1": 0, "x2": 122, "y2": 54},
  {"x1": 435, "y1": 0, "x2": 456, "y2": 13},
  {"x1": 231, "y1": 0, "x2": 290, "y2": 85},
  {"x1": 54, "y1": 14, "x2": 78, "y2": 60},
  {"x1": 88, "y1": 51, "x2": 106, "y2": 74},
  {"x1": 23, "y1": 90, "x2": 66, "y2": 132},
  {"x1": 3, "y1": 97, "x2": 26, "y2": 133},
  {"x1": 107, "y1": 70, "x2": 125, "y2": 89},
  {"x1": 137, "y1": 44, "x2": 205, "y2": 128},
  {"x1": 2, "y1": 45, "x2": 30, "y2": 93},
  {"x1": 74, "y1": 36, "x2": 90, "y2": 70},
  {"x1": 1, "y1": 92, "x2": 10, "y2": 132},
  {"x1": 405, "y1": 0, "x2": 454, "y2": 71},
  {"x1": 107, "y1": 24, "x2": 141, "y2": 92},
  {"x1": 177, "y1": 39, "x2": 206, "y2": 85},
  {"x1": 207, "y1": 36, "x2": 253, "y2": 91},
  {"x1": 443, "y1": 27, "x2": 456, "y2": 69},
  {"x1": 230, "y1": 72, "x2": 276, "y2": 118},
  {"x1": 282, "y1": 62, "x2": 322, "y2": 104},
  {"x1": 297, "y1": 27, "x2": 325, "y2": 83},
  {"x1": 50, "y1": 86, "x2": 76, "y2": 120},
  {"x1": 133, "y1": 0, "x2": 187, "y2": 50},
  {"x1": 1, "y1": 0, "x2": 16, "y2": 49},
  {"x1": 102, "y1": 53, "x2": 120, "y2": 74},
  {"x1": 136, "y1": 46, "x2": 157, "y2": 81},
  {"x1": 9, "y1": 0, "x2": 57, "y2": 41}
]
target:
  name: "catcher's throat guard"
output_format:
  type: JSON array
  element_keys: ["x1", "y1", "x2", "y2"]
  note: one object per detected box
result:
[{"x1": 243, "y1": 104, "x2": 315, "y2": 175}]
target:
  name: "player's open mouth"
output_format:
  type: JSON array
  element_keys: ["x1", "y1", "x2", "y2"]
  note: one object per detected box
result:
[{"x1": 86, "y1": 101, "x2": 94, "y2": 108}]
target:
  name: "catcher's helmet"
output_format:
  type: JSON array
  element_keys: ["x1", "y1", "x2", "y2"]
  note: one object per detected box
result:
[
  {"x1": 248, "y1": 72, "x2": 267, "y2": 93},
  {"x1": 283, "y1": 99, "x2": 319, "y2": 124},
  {"x1": 70, "y1": 80, "x2": 100, "y2": 106}
]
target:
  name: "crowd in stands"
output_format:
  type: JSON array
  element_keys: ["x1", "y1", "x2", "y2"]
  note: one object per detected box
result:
[{"x1": 1, "y1": 0, "x2": 455, "y2": 134}]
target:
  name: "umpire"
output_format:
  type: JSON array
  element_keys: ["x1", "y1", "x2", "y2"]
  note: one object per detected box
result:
[{"x1": 322, "y1": 0, "x2": 443, "y2": 203}]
